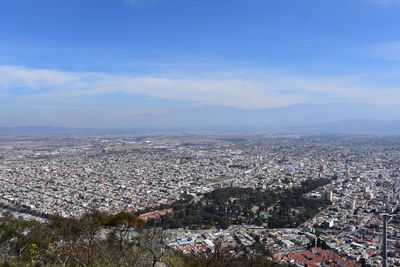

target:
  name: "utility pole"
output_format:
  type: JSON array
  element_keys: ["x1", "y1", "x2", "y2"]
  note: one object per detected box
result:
[{"x1": 382, "y1": 214, "x2": 388, "y2": 267}]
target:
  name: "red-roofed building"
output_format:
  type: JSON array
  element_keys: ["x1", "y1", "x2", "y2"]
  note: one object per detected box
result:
[
  {"x1": 138, "y1": 208, "x2": 173, "y2": 222},
  {"x1": 282, "y1": 248, "x2": 358, "y2": 267}
]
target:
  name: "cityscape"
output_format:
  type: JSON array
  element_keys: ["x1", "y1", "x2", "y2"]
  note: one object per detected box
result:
[
  {"x1": 0, "y1": 133, "x2": 399, "y2": 266},
  {"x1": 1, "y1": 0, "x2": 400, "y2": 266}
]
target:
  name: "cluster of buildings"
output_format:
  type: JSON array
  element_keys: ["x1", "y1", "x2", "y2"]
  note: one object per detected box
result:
[
  {"x1": 165, "y1": 228, "x2": 258, "y2": 254},
  {"x1": 0, "y1": 134, "x2": 343, "y2": 216},
  {"x1": 302, "y1": 172, "x2": 400, "y2": 265}
]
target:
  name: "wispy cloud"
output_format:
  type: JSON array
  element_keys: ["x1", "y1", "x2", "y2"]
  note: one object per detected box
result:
[
  {"x1": 0, "y1": 65, "x2": 307, "y2": 109},
  {"x1": 368, "y1": 41, "x2": 400, "y2": 61},
  {"x1": 123, "y1": 0, "x2": 162, "y2": 7},
  {"x1": 1, "y1": 65, "x2": 400, "y2": 110},
  {"x1": 31, "y1": 105, "x2": 93, "y2": 110},
  {"x1": 370, "y1": 0, "x2": 400, "y2": 6}
]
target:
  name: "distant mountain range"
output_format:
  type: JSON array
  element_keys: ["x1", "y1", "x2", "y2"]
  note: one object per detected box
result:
[{"x1": 1, "y1": 103, "x2": 400, "y2": 134}]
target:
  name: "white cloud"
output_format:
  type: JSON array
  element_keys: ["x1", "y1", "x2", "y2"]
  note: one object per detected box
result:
[
  {"x1": 0, "y1": 65, "x2": 308, "y2": 109},
  {"x1": 0, "y1": 65, "x2": 400, "y2": 109}
]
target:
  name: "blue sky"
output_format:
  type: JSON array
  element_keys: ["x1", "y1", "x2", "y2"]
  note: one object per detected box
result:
[{"x1": 1, "y1": 0, "x2": 400, "y2": 127}]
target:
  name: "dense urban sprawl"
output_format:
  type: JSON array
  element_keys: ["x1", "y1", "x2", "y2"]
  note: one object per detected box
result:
[{"x1": 0, "y1": 133, "x2": 399, "y2": 266}]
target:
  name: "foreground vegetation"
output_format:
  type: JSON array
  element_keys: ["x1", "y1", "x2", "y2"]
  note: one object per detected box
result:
[{"x1": 0, "y1": 212, "x2": 286, "y2": 267}]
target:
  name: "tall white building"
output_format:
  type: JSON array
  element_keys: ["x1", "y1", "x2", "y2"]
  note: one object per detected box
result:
[{"x1": 321, "y1": 190, "x2": 333, "y2": 202}]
